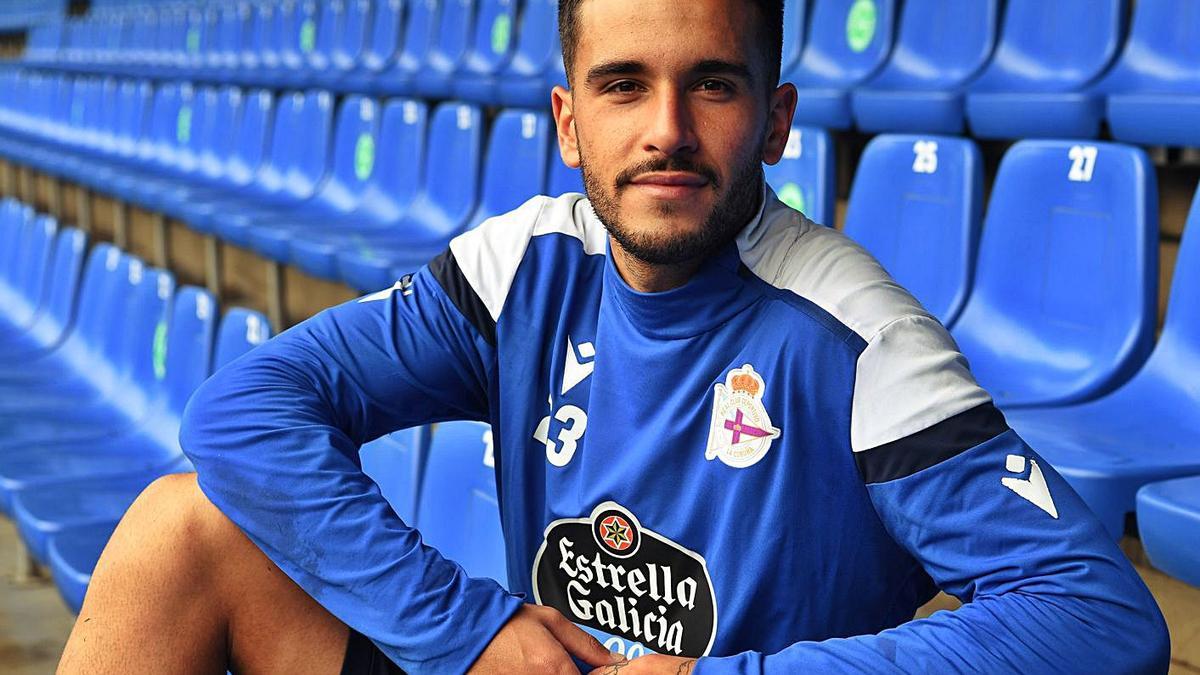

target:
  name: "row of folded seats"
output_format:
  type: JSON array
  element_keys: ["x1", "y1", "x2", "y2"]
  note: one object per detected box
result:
[
  {"x1": 16, "y1": 0, "x2": 1200, "y2": 145},
  {"x1": 0, "y1": 197, "x2": 504, "y2": 613}
]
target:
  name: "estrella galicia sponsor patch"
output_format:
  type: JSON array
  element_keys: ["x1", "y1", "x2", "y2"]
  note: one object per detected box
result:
[{"x1": 531, "y1": 502, "x2": 718, "y2": 657}]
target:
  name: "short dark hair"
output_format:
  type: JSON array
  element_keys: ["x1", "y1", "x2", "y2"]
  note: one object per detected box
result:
[{"x1": 558, "y1": 0, "x2": 785, "y2": 90}]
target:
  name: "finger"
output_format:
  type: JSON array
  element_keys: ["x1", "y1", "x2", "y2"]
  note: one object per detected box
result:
[
  {"x1": 588, "y1": 659, "x2": 632, "y2": 675},
  {"x1": 542, "y1": 614, "x2": 621, "y2": 668}
]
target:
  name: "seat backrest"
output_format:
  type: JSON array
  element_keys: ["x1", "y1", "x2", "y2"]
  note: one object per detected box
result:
[
  {"x1": 161, "y1": 287, "x2": 218, "y2": 416},
  {"x1": 114, "y1": 80, "x2": 151, "y2": 159},
  {"x1": 138, "y1": 83, "x2": 181, "y2": 168},
  {"x1": 395, "y1": 0, "x2": 441, "y2": 73},
  {"x1": 951, "y1": 140, "x2": 1157, "y2": 407},
  {"x1": 119, "y1": 262, "x2": 175, "y2": 396},
  {"x1": 21, "y1": 214, "x2": 59, "y2": 315},
  {"x1": 254, "y1": 90, "x2": 310, "y2": 195},
  {"x1": 468, "y1": 109, "x2": 550, "y2": 229},
  {"x1": 27, "y1": 227, "x2": 88, "y2": 345},
  {"x1": 1153, "y1": 184, "x2": 1200, "y2": 375},
  {"x1": 254, "y1": 0, "x2": 284, "y2": 70},
  {"x1": 274, "y1": 0, "x2": 312, "y2": 70},
  {"x1": 547, "y1": 153, "x2": 583, "y2": 197},
  {"x1": 417, "y1": 421, "x2": 506, "y2": 584},
  {"x1": 324, "y1": 95, "x2": 381, "y2": 207},
  {"x1": 282, "y1": 90, "x2": 335, "y2": 199},
  {"x1": 501, "y1": 0, "x2": 555, "y2": 80},
  {"x1": 359, "y1": 98, "x2": 427, "y2": 222},
  {"x1": 72, "y1": 244, "x2": 125, "y2": 352},
  {"x1": 460, "y1": 0, "x2": 519, "y2": 77},
  {"x1": 844, "y1": 134, "x2": 983, "y2": 327},
  {"x1": 763, "y1": 125, "x2": 834, "y2": 226},
  {"x1": 172, "y1": 84, "x2": 203, "y2": 175},
  {"x1": 779, "y1": 0, "x2": 809, "y2": 82},
  {"x1": 792, "y1": 0, "x2": 897, "y2": 84},
  {"x1": 328, "y1": 0, "x2": 372, "y2": 71},
  {"x1": 1105, "y1": 0, "x2": 1200, "y2": 91},
  {"x1": 971, "y1": 0, "x2": 1126, "y2": 91},
  {"x1": 424, "y1": 0, "x2": 476, "y2": 75},
  {"x1": 197, "y1": 86, "x2": 241, "y2": 181},
  {"x1": 214, "y1": 307, "x2": 273, "y2": 370},
  {"x1": 419, "y1": 103, "x2": 484, "y2": 233},
  {"x1": 228, "y1": 89, "x2": 275, "y2": 187},
  {"x1": 361, "y1": 426, "x2": 429, "y2": 523},
  {"x1": 881, "y1": 0, "x2": 999, "y2": 85},
  {"x1": 355, "y1": 0, "x2": 399, "y2": 71}
]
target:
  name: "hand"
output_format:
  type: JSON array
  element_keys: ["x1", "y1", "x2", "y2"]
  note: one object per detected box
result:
[
  {"x1": 589, "y1": 653, "x2": 698, "y2": 674},
  {"x1": 469, "y1": 604, "x2": 623, "y2": 674}
]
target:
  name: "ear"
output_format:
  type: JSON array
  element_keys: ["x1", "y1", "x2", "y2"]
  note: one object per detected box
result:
[
  {"x1": 552, "y1": 85, "x2": 582, "y2": 169},
  {"x1": 761, "y1": 82, "x2": 798, "y2": 166}
]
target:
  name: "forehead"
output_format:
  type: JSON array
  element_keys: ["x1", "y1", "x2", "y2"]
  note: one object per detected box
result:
[{"x1": 573, "y1": 0, "x2": 761, "y2": 71}]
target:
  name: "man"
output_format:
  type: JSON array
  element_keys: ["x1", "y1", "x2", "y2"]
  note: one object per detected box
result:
[{"x1": 59, "y1": 0, "x2": 1169, "y2": 673}]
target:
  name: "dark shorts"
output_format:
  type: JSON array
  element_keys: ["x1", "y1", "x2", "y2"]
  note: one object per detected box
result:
[{"x1": 342, "y1": 629, "x2": 406, "y2": 675}]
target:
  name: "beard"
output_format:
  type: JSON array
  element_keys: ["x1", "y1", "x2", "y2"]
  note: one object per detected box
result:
[{"x1": 580, "y1": 143, "x2": 764, "y2": 266}]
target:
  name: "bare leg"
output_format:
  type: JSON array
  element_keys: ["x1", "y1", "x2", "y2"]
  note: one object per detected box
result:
[{"x1": 58, "y1": 473, "x2": 350, "y2": 675}]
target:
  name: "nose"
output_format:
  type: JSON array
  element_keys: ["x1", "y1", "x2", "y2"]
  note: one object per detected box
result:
[{"x1": 643, "y1": 88, "x2": 699, "y2": 158}]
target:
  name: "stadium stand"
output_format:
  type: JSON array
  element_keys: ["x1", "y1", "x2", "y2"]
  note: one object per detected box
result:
[
  {"x1": 964, "y1": 0, "x2": 1127, "y2": 140},
  {"x1": 0, "y1": 2, "x2": 1199, "y2": 670},
  {"x1": 842, "y1": 134, "x2": 982, "y2": 327}
]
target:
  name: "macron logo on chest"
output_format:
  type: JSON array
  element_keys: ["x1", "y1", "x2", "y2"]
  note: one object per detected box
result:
[{"x1": 562, "y1": 336, "x2": 596, "y2": 396}]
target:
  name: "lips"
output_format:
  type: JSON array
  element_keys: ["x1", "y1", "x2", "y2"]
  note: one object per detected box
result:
[{"x1": 629, "y1": 171, "x2": 710, "y2": 188}]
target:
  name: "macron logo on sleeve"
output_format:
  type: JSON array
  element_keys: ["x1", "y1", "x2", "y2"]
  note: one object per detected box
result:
[{"x1": 1002, "y1": 455, "x2": 1058, "y2": 519}]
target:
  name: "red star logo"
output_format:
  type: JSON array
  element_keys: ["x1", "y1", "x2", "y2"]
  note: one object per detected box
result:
[{"x1": 600, "y1": 515, "x2": 632, "y2": 551}]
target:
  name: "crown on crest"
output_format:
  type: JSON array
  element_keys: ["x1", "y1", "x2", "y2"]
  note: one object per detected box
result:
[{"x1": 730, "y1": 372, "x2": 761, "y2": 396}]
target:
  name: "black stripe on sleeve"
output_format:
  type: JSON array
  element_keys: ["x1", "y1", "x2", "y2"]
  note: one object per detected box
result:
[
  {"x1": 855, "y1": 402, "x2": 1010, "y2": 484},
  {"x1": 429, "y1": 249, "x2": 497, "y2": 346}
]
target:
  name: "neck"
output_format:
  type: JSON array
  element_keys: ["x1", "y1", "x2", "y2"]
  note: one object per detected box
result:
[{"x1": 608, "y1": 237, "x2": 707, "y2": 293}]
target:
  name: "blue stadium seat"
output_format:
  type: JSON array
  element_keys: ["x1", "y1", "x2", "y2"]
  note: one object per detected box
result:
[
  {"x1": 9, "y1": 286, "x2": 217, "y2": 561},
  {"x1": 965, "y1": 0, "x2": 1127, "y2": 140},
  {"x1": 495, "y1": 0, "x2": 562, "y2": 108},
  {"x1": 786, "y1": 0, "x2": 898, "y2": 129},
  {"x1": 417, "y1": 421, "x2": 506, "y2": 585},
  {"x1": 1001, "y1": 184, "x2": 1200, "y2": 539},
  {"x1": 311, "y1": 0, "x2": 372, "y2": 90},
  {"x1": 360, "y1": 426, "x2": 430, "y2": 524},
  {"x1": 37, "y1": 306, "x2": 274, "y2": 613},
  {"x1": 951, "y1": 140, "x2": 1157, "y2": 409},
  {"x1": 1138, "y1": 477, "x2": 1200, "y2": 587},
  {"x1": 778, "y1": 0, "x2": 809, "y2": 85},
  {"x1": 843, "y1": 135, "x2": 983, "y2": 327},
  {"x1": 182, "y1": 91, "x2": 328, "y2": 242},
  {"x1": 414, "y1": 0, "x2": 479, "y2": 99},
  {"x1": 241, "y1": 96, "x2": 381, "y2": 262},
  {"x1": 374, "y1": 0, "x2": 442, "y2": 96},
  {"x1": 289, "y1": 98, "x2": 428, "y2": 280},
  {"x1": 1100, "y1": 0, "x2": 1200, "y2": 148},
  {"x1": 340, "y1": 0, "x2": 405, "y2": 92},
  {"x1": 337, "y1": 102, "x2": 484, "y2": 291},
  {"x1": 455, "y1": 0, "x2": 523, "y2": 103},
  {"x1": 0, "y1": 210, "x2": 55, "y2": 330},
  {"x1": 851, "y1": 0, "x2": 1000, "y2": 134},
  {"x1": 0, "y1": 225, "x2": 86, "y2": 361},
  {"x1": 0, "y1": 262, "x2": 175, "y2": 514},
  {"x1": 763, "y1": 125, "x2": 834, "y2": 227},
  {"x1": 466, "y1": 110, "x2": 551, "y2": 228}
]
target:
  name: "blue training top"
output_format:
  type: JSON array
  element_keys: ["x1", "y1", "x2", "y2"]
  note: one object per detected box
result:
[{"x1": 181, "y1": 185, "x2": 1168, "y2": 673}]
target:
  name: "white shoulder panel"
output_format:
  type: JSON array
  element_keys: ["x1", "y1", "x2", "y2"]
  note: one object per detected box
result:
[
  {"x1": 739, "y1": 191, "x2": 992, "y2": 453},
  {"x1": 449, "y1": 193, "x2": 608, "y2": 322}
]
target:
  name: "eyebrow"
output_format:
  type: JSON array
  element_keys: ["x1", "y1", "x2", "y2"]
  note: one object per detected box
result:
[{"x1": 584, "y1": 58, "x2": 757, "y2": 88}]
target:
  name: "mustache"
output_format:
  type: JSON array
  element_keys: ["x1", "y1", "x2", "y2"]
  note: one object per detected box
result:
[{"x1": 614, "y1": 158, "x2": 721, "y2": 189}]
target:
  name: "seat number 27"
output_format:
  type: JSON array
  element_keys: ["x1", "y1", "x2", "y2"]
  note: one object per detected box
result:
[{"x1": 1068, "y1": 145, "x2": 1098, "y2": 182}]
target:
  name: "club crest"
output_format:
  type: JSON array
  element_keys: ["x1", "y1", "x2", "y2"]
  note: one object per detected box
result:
[{"x1": 705, "y1": 364, "x2": 781, "y2": 468}]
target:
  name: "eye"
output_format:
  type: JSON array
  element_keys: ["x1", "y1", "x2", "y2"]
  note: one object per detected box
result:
[
  {"x1": 604, "y1": 80, "x2": 642, "y2": 96},
  {"x1": 697, "y1": 79, "x2": 732, "y2": 94}
]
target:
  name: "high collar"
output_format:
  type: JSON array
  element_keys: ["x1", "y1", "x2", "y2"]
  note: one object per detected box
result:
[{"x1": 600, "y1": 182, "x2": 770, "y2": 340}]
